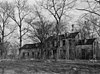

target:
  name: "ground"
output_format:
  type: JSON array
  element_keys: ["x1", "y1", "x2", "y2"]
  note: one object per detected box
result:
[{"x1": 0, "y1": 59, "x2": 100, "y2": 74}]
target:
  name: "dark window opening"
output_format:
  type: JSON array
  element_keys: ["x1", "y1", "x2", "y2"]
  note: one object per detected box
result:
[
  {"x1": 47, "y1": 42, "x2": 50, "y2": 47},
  {"x1": 27, "y1": 52, "x2": 29, "y2": 56},
  {"x1": 32, "y1": 52, "x2": 34, "y2": 56},
  {"x1": 54, "y1": 41, "x2": 57, "y2": 46},
  {"x1": 52, "y1": 41, "x2": 54, "y2": 47},
  {"x1": 63, "y1": 40, "x2": 66, "y2": 46}
]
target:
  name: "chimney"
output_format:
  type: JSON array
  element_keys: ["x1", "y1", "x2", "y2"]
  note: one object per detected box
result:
[
  {"x1": 65, "y1": 32, "x2": 69, "y2": 38},
  {"x1": 72, "y1": 24, "x2": 74, "y2": 32}
]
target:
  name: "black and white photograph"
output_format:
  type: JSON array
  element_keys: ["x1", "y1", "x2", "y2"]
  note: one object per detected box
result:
[{"x1": 0, "y1": 0, "x2": 99, "y2": 74}]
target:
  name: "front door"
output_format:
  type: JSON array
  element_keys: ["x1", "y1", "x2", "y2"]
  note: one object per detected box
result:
[{"x1": 82, "y1": 49, "x2": 87, "y2": 59}]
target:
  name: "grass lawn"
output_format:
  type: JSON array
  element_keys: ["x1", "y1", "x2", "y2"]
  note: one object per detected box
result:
[{"x1": 0, "y1": 59, "x2": 100, "y2": 73}]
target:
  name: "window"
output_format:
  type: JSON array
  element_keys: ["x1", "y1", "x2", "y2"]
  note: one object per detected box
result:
[
  {"x1": 27, "y1": 52, "x2": 29, "y2": 56},
  {"x1": 63, "y1": 40, "x2": 66, "y2": 46},
  {"x1": 52, "y1": 41, "x2": 54, "y2": 47},
  {"x1": 47, "y1": 42, "x2": 50, "y2": 47},
  {"x1": 32, "y1": 52, "x2": 34, "y2": 56},
  {"x1": 49, "y1": 42, "x2": 52, "y2": 47},
  {"x1": 32, "y1": 52, "x2": 34, "y2": 58},
  {"x1": 60, "y1": 41, "x2": 63, "y2": 47},
  {"x1": 54, "y1": 41, "x2": 57, "y2": 46},
  {"x1": 52, "y1": 40, "x2": 56, "y2": 47},
  {"x1": 23, "y1": 52, "x2": 25, "y2": 57}
]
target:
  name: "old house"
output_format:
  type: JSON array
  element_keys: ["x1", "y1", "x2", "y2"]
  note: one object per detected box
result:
[
  {"x1": 76, "y1": 38, "x2": 97, "y2": 60},
  {"x1": 19, "y1": 32, "x2": 79, "y2": 60},
  {"x1": 19, "y1": 42, "x2": 42, "y2": 59},
  {"x1": 44, "y1": 32, "x2": 79, "y2": 60},
  {"x1": 67, "y1": 32, "x2": 79, "y2": 60},
  {"x1": 44, "y1": 34, "x2": 68, "y2": 59}
]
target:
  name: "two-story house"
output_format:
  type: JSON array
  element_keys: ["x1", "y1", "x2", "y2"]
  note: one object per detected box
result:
[
  {"x1": 19, "y1": 31, "x2": 80, "y2": 60},
  {"x1": 44, "y1": 32, "x2": 79, "y2": 60}
]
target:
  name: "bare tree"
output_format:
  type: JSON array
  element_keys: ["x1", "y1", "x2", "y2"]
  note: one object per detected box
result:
[
  {"x1": 39, "y1": 0, "x2": 77, "y2": 60},
  {"x1": 76, "y1": 0, "x2": 100, "y2": 37},
  {"x1": 25, "y1": 7, "x2": 53, "y2": 59},
  {"x1": 76, "y1": 0, "x2": 100, "y2": 30},
  {"x1": 77, "y1": 0, "x2": 100, "y2": 19},
  {"x1": 77, "y1": 12, "x2": 100, "y2": 38},
  {"x1": 0, "y1": 1, "x2": 17, "y2": 58},
  {"x1": 8, "y1": 0, "x2": 30, "y2": 48},
  {"x1": 40, "y1": 0, "x2": 77, "y2": 34},
  {"x1": 77, "y1": 12, "x2": 100, "y2": 60},
  {"x1": 0, "y1": 1, "x2": 16, "y2": 43}
]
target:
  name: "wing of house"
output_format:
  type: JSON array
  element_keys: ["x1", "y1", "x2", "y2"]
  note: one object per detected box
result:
[
  {"x1": 19, "y1": 42, "x2": 42, "y2": 59},
  {"x1": 76, "y1": 38, "x2": 96, "y2": 59}
]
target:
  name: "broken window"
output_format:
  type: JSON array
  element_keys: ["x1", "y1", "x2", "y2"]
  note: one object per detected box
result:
[
  {"x1": 52, "y1": 40, "x2": 57, "y2": 47},
  {"x1": 63, "y1": 40, "x2": 66, "y2": 46},
  {"x1": 52, "y1": 41, "x2": 54, "y2": 47}
]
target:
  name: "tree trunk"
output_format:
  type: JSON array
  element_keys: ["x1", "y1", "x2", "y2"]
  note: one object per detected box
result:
[
  {"x1": 19, "y1": 26, "x2": 22, "y2": 49},
  {"x1": 1, "y1": 12, "x2": 5, "y2": 42},
  {"x1": 55, "y1": 21, "x2": 59, "y2": 61},
  {"x1": 2, "y1": 22, "x2": 5, "y2": 58}
]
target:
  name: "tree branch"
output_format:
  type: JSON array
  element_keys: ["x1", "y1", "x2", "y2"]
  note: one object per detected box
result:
[
  {"x1": 94, "y1": 25, "x2": 100, "y2": 37},
  {"x1": 85, "y1": 17, "x2": 100, "y2": 28},
  {"x1": 42, "y1": 4, "x2": 59, "y2": 22},
  {"x1": 8, "y1": 14, "x2": 20, "y2": 26},
  {"x1": 52, "y1": 0, "x2": 60, "y2": 19},
  {"x1": 85, "y1": 17, "x2": 100, "y2": 37},
  {"x1": 21, "y1": 13, "x2": 29, "y2": 21},
  {"x1": 18, "y1": 28, "x2": 29, "y2": 39},
  {"x1": 76, "y1": 8, "x2": 100, "y2": 16},
  {"x1": 59, "y1": 0, "x2": 66, "y2": 20},
  {"x1": 4, "y1": 26, "x2": 17, "y2": 37}
]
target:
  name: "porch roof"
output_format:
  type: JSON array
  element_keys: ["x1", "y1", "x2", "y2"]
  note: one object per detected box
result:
[
  {"x1": 76, "y1": 38, "x2": 96, "y2": 45},
  {"x1": 67, "y1": 32, "x2": 79, "y2": 38}
]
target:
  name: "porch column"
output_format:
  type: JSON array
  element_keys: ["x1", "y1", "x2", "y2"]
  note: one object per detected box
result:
[
  {"x1": 66, "y1": 39, "x2": 69, "y2": 60},
  {"x1": 57, "y1": 48, "x2": 59, "y2": 60}
]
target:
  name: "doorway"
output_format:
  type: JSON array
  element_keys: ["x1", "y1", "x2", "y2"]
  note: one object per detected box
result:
[{"x1": 81, "y1": 49, "x2": 87, "y2": 59}]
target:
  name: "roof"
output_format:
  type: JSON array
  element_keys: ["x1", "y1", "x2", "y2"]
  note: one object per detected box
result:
[
  {"x1": 45, "y1": 35, "x2": 56, "y2": 42},
  {"x1": 85, "y1": 38, "x2": 96, "y2": 45},
  {"x1": 67, "y1": 32, "x2": 79, "y2": 38},
  {"x1": 19, "y1": 42, "x2": 42, "y2": 50},
  {"x1": 59, "y1": 34, "x2": 66, "y2": 40},
  {"x1": 77, "y1": 38, "x2": 96, "y2": 45},
  {"x1": 45, "y1": 34, "x2": 66, "y2": 42},
  {"x1": 45, "y1": 32, "x2": 79, "y2": 42}
]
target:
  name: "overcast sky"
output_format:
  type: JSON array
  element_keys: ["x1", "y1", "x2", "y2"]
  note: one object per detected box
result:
[
  {"x1": 0, "y1": 0, "x2": 88, "y2": 45},
  {"x1": 0, "y1": 0, "x2": 87, "y2": 16},
  {"x1": 0, "y1": 0, "x2": 88, "y2": 21}
]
